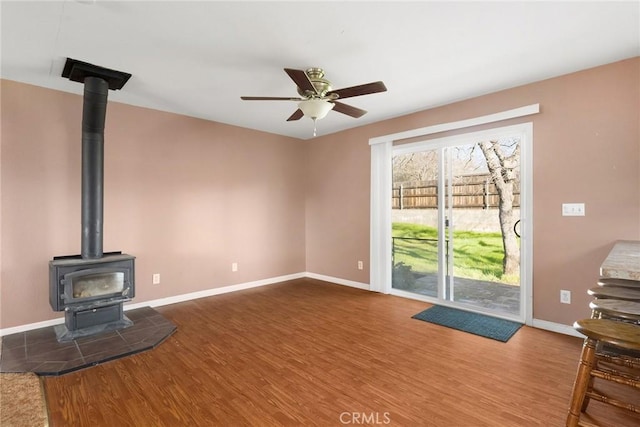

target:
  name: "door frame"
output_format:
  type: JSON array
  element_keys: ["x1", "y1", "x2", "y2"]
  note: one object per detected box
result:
[
  {"x1": 391, "y1": 126, "x2": 530, "y2": 322},
  {"x1": 369, "y1": 105, "x2": 539, "y2": 325}
]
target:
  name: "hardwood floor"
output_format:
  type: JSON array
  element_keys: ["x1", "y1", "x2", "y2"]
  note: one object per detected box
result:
[{"x1": 43, "y1": 278, "x2": 640, "y2": 426}]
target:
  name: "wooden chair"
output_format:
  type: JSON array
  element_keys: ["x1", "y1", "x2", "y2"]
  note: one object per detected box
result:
[
  {"x1": 587, "y1": 286, "x2": 640, "y2": 301},
  {"x1": 589, "y1": 299, "x2": 640, "y2": 324},
  {"x1": 597, "y1": 278, "x2": 640, "y2": 288},
  {"x1": 566, "y1": 319, "x2": 640, "y2": 427}
]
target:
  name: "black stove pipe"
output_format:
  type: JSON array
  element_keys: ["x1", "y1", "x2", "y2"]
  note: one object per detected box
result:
[{"x1": 81, "y1": 77, "x2": 108, "y2": 259}]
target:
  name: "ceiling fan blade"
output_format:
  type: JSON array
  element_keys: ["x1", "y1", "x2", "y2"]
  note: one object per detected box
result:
[
  {"x1": 284, "y1": 68, "x2": 317, "y2": 94},
  {"x1": 331, "y1": 101, "x2": 367, "y2": 118},
  {"x1": 241, "y1": 96, "x2": 303, "y2": 101},
  {"x1": 286, "y1": 109, "x2": 304, "y2": 121},
  {"x1": 327, "y1": 81, "x2": 387, "y2": 100}
]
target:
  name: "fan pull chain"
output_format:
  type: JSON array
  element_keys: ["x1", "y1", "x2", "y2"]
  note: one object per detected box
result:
[{"x1": 313, "y1": 118, "x2": 318, "y2": 137}]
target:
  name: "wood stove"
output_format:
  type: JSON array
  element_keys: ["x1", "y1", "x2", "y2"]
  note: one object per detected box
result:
[
  {"x1": 50, "y1": 252, "x2": 135, "y2": 341},
  {"x1": 49, "y1": 59, "x2": 135, "y2": 342}
]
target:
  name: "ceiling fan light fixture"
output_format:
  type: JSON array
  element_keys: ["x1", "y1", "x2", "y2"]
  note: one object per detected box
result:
[
  {"x1": 298, "y1": 99, "x2": 334, "y2": 120},
  {"x1": 240, "y1": 67, "x2": 387, "y2": 136}
]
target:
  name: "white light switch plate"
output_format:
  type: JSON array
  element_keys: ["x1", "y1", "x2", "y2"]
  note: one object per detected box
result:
[{"x1": 562, "y1": 203, "x2": 585, "y2": 216}]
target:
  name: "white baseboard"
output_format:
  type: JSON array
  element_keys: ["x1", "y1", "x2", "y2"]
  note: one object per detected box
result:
[
  {"x1": 304, "y1": 272, "x2": 370, "y2": 291},
  {"x1": 124, "y1": 272, "x2": 306, "y2": 310},
  {"x1": 0, "y1": 272, "x2": 582, "y2": 341},
  {"x1": 284, "y1": 273, "x2": 586, "y2": 340},
  {"x1": 0, "y1": 272, "x2": 306, "y2": 336},
  {"x1": 0, "y1": 317, "x2": 66, "y2": 336},
  {"x1": 531, "y1": 318, "x2": 584, "y2": 338}
]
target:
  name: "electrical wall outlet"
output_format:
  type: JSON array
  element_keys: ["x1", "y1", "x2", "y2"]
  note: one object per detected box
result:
[
  {"x1": 562, "y1": 203, "x2": 585, "y2": 216},
  {"x1": 231, "y1": 262, "x2": 238, "y2": 272},
  {"x1": 152, "y1": 273, "x2": 160, "y2": 285},
  {"x1": 357, "y1": 260, "x2": 363, "y2": 270},
  {"x1": 560, "y1": 290, "x2": 571, "y2": 304}
]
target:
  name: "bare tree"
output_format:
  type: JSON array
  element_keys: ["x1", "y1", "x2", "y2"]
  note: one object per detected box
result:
[
  {"x1": 393, "y1": 151, "x2": 438, "y2": 184},
  {"x1": 393, "y1": 140, "x2": 520, "y2": 280},
  {"x1": 478, "y1": 139, "x2": 520, "y2": 277}
]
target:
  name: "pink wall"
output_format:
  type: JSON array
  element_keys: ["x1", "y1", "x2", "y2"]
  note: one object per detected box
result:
[
  {"x1": 1, "y1": 57, "x2": 638, "y2": 330},
  {"x1": 305, "y1": 130, "x2": 371, "y2": 278},
  {"x1": 306, "y1": 57, "x2": 640, "y2": 326},
  {"x1": 1, "y1": 80, "x2": 306, "y2": 328}
]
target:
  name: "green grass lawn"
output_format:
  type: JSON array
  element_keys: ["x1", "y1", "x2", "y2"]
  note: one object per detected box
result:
[{"x1": 392, "y1": 222, "x2": 518, "y2": 284}]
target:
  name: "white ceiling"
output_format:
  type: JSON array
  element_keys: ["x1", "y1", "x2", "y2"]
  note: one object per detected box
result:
[{"x1": 1, "y1": 1, "x2": 639, "y2": 140}]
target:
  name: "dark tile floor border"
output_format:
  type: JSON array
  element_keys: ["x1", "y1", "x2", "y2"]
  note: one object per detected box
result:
[{"x1": 0, "y1": 307, "x2": 176, "y2": 376}]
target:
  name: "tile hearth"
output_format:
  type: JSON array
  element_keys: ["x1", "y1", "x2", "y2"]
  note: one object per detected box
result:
[{"x1": 0, "y1": 307, "x2": 176, "y2": 376}]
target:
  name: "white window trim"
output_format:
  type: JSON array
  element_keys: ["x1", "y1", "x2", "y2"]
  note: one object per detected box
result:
[
  {"x1": 369, "y1": 104, "x2": 539, "y2": 146},
  {"x1": 369, "y1": 105, "x2": 539, "y2": 324}
]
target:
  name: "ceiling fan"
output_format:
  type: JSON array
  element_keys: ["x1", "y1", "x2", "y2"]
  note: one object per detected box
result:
[{"x1": 241, "y1": 68, "x2": 387, "y2": 136}]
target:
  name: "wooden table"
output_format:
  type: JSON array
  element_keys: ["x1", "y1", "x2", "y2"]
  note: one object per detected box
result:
[{"x1": 600, "y1": 240, "x2": 640, "y2": 281}]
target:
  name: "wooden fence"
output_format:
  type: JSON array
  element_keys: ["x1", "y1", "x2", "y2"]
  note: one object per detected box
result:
[{"x1": 392, "y1": 174, "x2": 520, "y2": 209}]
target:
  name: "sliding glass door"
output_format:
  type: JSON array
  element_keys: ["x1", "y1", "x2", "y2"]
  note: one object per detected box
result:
[
  {"x1": 391, "y1": 128, "x2": 525, "y2": 320},
  {"x1": 391, "y1": 148, "x2": 440, "y2": 298}
]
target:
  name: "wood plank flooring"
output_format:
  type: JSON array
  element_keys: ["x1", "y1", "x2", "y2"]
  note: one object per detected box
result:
[{"x1": 43, "y1": 278, "x2": 640, "y2": 426}]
